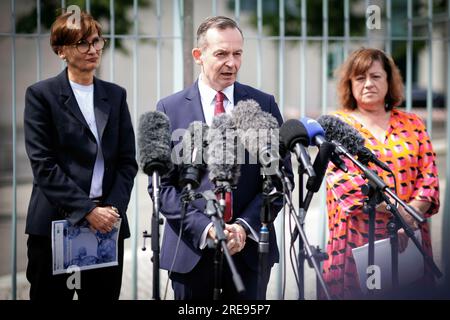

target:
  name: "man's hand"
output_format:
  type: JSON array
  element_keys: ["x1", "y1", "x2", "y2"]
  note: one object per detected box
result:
[
  {"x1": 225, "y1": 224, "x2": 246, "y2": 256},
  {"x1": 207, "y1": 223, "x2": 247, "y2": 255},
  {"x1": 85, "y1": 206, "x2": 120, "y2": 233}
]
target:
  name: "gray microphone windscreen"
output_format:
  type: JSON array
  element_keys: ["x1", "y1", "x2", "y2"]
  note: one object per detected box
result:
[
  {"x1": 207, "y1": 113, "x2": 241, "y2": 185},
  {"x1": 138, "y1": 111, "x2": 173, "y2": 175},
  {"x1": 182, "y1": 121, "x2": 209, "y2": 166},
  {"x1": 231, "y1": 99, "x2": 280, "y2": 158},
  {"x1": 317, "y1": 115, "x2": 365, "y2": 156}
]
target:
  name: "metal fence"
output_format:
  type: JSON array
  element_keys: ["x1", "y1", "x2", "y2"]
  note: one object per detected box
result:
[{"x1": 2, "y1": 0, "x2": 449, "y2": 299}]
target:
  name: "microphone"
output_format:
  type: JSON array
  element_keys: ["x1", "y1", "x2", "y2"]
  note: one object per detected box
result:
[
  {"x1": 316, "y1": 115, "x2": 363, "y2": 156},
  {"x1": 207, "y1": 113, "x2": 241, "y2": 188},
  {"x1": 231, "y1": 99, "x2": 292, "y2": 191},
  {"x1": 357, "y1": 146, "x2": 392, "y2": 173},
  {"x1": 300, "y1": 117, "x2": 348, "y2": 173},
  {"x1": 180, "y1": 121, "x2": 209, "y2": 191},
  {"x1": 207, "y1": 113, "x2": 241, "y2": 222},
  {"x1": 138, "y1": 110, "x2": 172, "y2": 298},
  {"x1": 317, "y1": 115, "x2": 391, "y2": 172},
  {"x1": 138, "y1": 111, "x2": 173, "y2": 176},
  {"x1": 279, "y1": 119, "x2": 316, "y2": 177},
  {"x1": 306, "y1": 141, "x2": 335, "y2": 193}
]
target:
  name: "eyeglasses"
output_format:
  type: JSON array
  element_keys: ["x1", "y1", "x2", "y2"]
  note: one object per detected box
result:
[{"x1": 72, "y1": 37, "x2": 106, "y2": 54}]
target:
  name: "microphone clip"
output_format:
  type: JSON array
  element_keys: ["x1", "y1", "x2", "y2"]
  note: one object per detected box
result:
[
  {"x1": 180, "y1": 187, "x2": 202, "y2": 204},
  {"x1": 213, "y1": 183, "x2": 235, "y2": 194}
]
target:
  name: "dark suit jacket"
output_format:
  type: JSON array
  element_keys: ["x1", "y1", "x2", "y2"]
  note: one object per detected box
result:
[
  {"x1": 153, "y1": 81, "x2": 291, "y2": 274},
  {"x1": 24, "y1": 68, "x2": 138, "y2": 238}
]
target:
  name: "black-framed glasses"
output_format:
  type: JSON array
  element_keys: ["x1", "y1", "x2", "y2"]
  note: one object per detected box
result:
[{"x1": 72, "y1": 37, "x2": 106, "y2": 53}]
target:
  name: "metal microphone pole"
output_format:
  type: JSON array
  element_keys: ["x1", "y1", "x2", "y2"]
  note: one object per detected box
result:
[
  {"x1": 203, "y1": 190, "x2": 245, "y2": 299},
  {"x1": 333, "y1": 141, "x2": 443, "y2": 283},
  {"x1": 361, "y1": 181, "x2": 383, "y2": 296},
  {"x1": 281, "y1": 181, "x2": 332, "y2": 300},
  {"x1": 257, "y1": 175, "x2": 281, "y2": 300},
  {"x1": 151, "y1": 171, "x2": 161, "y2": 300},
  {"x1": 387, "y1": 217, "x2": 400, "y2": 289},
  {"x1": 297, "y1": 163, "x2": 306, "y2": 300}
]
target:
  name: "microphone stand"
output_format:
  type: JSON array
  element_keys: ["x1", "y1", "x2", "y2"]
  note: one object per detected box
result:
[
  {"x1": 202, "y1": 190, "x2": 245, "y2": 299},
  {"x1": 332, "y1": 141, "x2": 443, "y2": 291},
  {"x1": 151, "y1": 171, "x2": 162, "y2": 300},
  {"x1": 294, "y1": 170, "x2": 329, "y2": 300},
  {"x1": 296, "y1": 162, "x2": 306, "y2": 300},
  {"x1": 279, "y1": 173, "x2": 332, "y2": 300},
  {"x1": 360, "y1": 181, "x2": 384, "y2": 296},
  {"x1": 380, "y1": 192, "x2": 432, "y2": 292},
  {"x1": 257, "y1": 175, "x2": 282, "y2": 300}
]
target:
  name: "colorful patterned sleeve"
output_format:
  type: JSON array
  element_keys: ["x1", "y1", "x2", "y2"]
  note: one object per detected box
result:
[
  {"x1": 410, "y1": 114, "x2": 440, "y2": 217},
  {"x1": 326, "y1": 158, "x2": 368, "y2": 216}
]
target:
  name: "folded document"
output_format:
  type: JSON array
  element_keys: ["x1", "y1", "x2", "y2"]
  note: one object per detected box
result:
[
  {"x1": 51, "y1": 218, "x2": 121, "y2": 275},
  {"x1": 352, "y1": 230, "x2": 424, "y2": 294}
]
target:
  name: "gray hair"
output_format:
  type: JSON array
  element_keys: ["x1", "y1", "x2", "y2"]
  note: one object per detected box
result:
[{"x1": 196, "y1": 16, "x2": 243, "y2": 47}]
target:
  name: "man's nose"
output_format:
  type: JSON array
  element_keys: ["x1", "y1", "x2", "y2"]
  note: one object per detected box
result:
[{"x1": 225, "y1": 55, "x2": 236, "y2": 68}]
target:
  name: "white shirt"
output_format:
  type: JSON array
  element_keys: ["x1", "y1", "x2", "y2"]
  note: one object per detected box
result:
[
  {"x1": 69, "y1": 80, "x2": 105, "y2": 199},
  {"x1": 198, "y1": 75, "x2": 234, "y2": 126},
  {"x1": 196, "y1": 77, "x2": 258, "y2": 248}
]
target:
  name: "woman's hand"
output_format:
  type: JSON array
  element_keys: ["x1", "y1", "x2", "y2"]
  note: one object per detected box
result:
[{"x1": 397, "y1": 228, "x2": 409, "y2": 253}]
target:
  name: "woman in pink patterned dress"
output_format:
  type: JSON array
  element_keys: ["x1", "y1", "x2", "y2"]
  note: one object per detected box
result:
[{"x1": 322, "y1": 48, "x2": 440, "y2": 299}]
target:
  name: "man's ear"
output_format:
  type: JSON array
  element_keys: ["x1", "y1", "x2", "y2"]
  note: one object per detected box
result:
[{"x1": 192, "y1": 48, "x2": 202, "y2": 65}]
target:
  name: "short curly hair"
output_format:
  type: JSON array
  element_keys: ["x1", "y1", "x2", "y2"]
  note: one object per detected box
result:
[{"x1": 336, "y1": 47, "x2": 404, "y2": 111}]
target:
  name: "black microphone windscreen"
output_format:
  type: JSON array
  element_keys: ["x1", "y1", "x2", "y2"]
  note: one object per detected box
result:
[
  {"x1": 207, "y1": 113, "x2": 241, "y2": 185},
  {"x1": 279, "y1": 119, "x2": 309, "y2": 151},
  {"x1": 138, "y1": 111, "x2": 173, "y2": 176},
  {"x1": 316, "y1": 115, "x2": 365, "y2": 156}
]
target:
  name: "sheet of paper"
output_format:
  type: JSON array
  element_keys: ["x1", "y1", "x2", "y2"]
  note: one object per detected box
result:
[{"x1": 352, "y1": 230, "x2": 423, "y2": 294}]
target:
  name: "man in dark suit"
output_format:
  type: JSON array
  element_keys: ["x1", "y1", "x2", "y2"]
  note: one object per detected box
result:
[
  {"x1": 151, "y1": 16, "x2": 291, "y2": 300},
  {"x1": 24, "y1": 11, "x2": 137, "y2": 300}
]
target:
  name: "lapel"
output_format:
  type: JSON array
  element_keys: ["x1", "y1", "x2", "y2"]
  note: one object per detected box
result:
[
  {"x1": 58, "y1": 69, "x2": 90, "y2": 131},
  {"x1": 58, "y1": 69, "x2": 111, "y2": 142},
  {"x1": 184, "y1": 80, "x2": 206, "y2": 123},
  {"x1": 92, "y1": 77, "x2": 111, "y2": 141},
  {"x1": 233, "y1": 82, "x2": 249, "y2": 105}
]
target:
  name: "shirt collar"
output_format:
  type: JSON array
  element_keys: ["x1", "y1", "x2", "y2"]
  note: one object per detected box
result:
[{"x1": 198, "y1": 75, "x2": 234, "y2": 105}]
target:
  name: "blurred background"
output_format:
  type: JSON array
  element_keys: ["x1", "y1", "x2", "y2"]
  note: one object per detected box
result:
[{"x1": 0, "y1": 0, "x2": 449, "y2": 300}]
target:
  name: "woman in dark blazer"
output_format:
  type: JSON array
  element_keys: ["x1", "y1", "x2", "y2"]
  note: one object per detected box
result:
[{"x1": 24, "y1": 10, "x2": 137, "y2": 300}]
